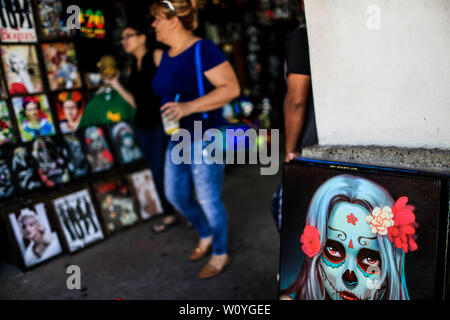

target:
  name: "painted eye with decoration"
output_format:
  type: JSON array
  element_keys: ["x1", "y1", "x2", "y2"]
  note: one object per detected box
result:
[
  {"x1": 357, "y1": 249, "x2": 382, "y2": 274},
  {"x1": 323, "y1": 239, "x2": 346, "y2": 263}
]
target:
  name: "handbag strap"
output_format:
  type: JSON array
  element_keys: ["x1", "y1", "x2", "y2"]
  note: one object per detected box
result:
[{"x1": 195, "y1": 41, "x2": 208, "y2": 120}]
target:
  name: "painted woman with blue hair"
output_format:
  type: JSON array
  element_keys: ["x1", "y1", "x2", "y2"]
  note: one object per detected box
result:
[{"x1": 280, "y1": 174, "x2": 418, "y2": 300}]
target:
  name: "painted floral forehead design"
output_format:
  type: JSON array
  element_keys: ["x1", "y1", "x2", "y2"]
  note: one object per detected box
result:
[{"x1": 300, "y1": 196, "x2": 418, "y2": 258}]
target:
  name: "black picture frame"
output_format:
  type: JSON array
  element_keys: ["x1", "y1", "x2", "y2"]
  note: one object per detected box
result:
[
  {"x1": 50, "y1": 185, "x2": 105, "y2": 253},
  {"x1": 0, "y1": 0, "x2": 39, "y2": 44},
  {"x1": 80, "y1": 124, "x2": 115, "y2": 174},
  {"x1": 107, "y1": 121, "x2": 143, "y2": 166},
  {"x1": 93, "y1": 175, "x2": 140, "y2": 236},
  {"x1": 0, "y1": 144, "x2": 15, "y2": 199},
  {"x1": 127, "y1": 168, "x2": 163, "y2": 221},
  {"x1": 8, "y1": 142, "x2": 44, "y2": 193},
  {"x1": 1, "y1": 199, "x2": 63, "y2": 270}
]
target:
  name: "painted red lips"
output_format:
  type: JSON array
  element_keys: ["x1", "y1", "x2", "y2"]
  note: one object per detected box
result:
[{"x1": 339, "y1": 291, "x2": 360, "y2": 300}]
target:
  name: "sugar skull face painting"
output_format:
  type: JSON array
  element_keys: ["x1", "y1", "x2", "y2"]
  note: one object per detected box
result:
[
  {"x1": 319, "y1": 201, "x2": 384, "y2": 300},
  {"x1": 280, "y1": 174, "x2": 421, "y2": 300}
]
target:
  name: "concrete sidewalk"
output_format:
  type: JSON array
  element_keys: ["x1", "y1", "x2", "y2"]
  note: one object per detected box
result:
[{"x1": 0, "y1": 163, "x2": 281, "y2": 300}]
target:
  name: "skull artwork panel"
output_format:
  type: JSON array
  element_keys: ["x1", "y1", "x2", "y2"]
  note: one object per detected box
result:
[{"x1": 279, "y1": 161, "x2": 446, "y2": 300}]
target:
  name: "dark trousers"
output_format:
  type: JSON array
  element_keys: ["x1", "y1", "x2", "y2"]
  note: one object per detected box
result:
[{"x1": 135, "y1": 123, "x2": 174, "y2": 216}]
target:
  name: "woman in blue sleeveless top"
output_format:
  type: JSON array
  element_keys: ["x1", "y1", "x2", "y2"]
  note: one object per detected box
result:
[{"x1": 150, "y1": 0, "x2": 240, "y2": 279}]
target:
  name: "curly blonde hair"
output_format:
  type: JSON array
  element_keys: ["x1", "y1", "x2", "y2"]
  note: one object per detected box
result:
[{"x1": 150, "y1": 0, "x2": 199, "y2": 31}]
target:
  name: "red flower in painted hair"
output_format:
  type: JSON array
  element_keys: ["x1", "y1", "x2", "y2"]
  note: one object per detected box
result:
[
  {"x1": 388, "y1": 197, "x2": 418, "y2": 253},
  {"x1": 101, "y1": 150, "x2": 113, "y2": 163},
  {"x1": 300, "y1": 225, "x2": 321, "y2": 258}
]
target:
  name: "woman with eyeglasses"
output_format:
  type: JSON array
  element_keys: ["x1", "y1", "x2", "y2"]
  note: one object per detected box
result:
[
  {"x1": 150, "y1": 0, "x2": 240, "y2": 279},
  {"x1": 105, "y1": 22, "x2": 178, "y2": 233}
]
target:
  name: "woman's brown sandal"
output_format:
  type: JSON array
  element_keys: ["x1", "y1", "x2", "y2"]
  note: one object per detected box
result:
[
  {"x1": 197, "y1": 256, "x2": 231, "y2": 279},
  {"x1": 152, "y1": 215, "x2": 179, "y2": 233}
]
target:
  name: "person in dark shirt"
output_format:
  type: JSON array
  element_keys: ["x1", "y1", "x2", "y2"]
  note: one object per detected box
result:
[
  {"x1": 284, "y1": 7, "x2": 318, "y2": 161},
  {"x1": 272, "y1": 2, "x2": 318, "y2": 232},
  {"x1": 105, "y1": 22, "x2": 177, "y2": 232}
]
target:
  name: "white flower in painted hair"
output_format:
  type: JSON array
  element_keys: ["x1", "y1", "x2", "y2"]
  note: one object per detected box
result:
[{"x1": 365, "y1": 206, "x2": 394, "y2": 236}]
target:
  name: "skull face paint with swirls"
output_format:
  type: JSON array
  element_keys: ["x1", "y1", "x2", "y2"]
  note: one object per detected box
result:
[{"x1": 319, "y1": 202, "x2": 383, "y2": 300}]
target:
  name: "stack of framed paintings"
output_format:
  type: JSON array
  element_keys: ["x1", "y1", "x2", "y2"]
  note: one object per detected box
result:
[
  {"x1": 1, "y1": 161, "x2": 164, "y2": 270},
  {"x1": 0, "y1": 0, "x2": 164, "y2": 272}
]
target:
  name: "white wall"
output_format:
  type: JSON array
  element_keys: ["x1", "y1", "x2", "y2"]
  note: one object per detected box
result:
[{"x1": 304, "y1": 0, "x2": 450, "y2": 149}]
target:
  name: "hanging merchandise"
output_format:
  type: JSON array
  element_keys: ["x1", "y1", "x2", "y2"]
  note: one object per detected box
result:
[
  {"x1": 84, "y1": 72, "x2": 102, "y2": 89},
  {"x1": 78, "y1": 87, "x2": 135, "y2": 128},
  {"x1": 222, "y1": 103, "x2": 235, "y2": 123},
  {"x1": 240, "y1": 93, "x2": 254, "y2": 118},
  {"x1": 258, "y1": 97, "x2": 272, "y2": 129},
  {"x1": 244, "y1": 25, "x2": 262, "y2": 96},
  {"x1": 258, "y1": 0, "x2": 292, "y2": 24},
  {"x1": 78, "y1": 55, "x2": 134, "y2": 128},
  {"x1": 205, "y1": 22, "x2": 221, "y2": 45},
  {"x1": 96, "y1": 55, "x2": 117, "y2": 80}
]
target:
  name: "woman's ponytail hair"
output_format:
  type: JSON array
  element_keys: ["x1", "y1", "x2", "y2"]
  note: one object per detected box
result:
[{"x1": 150, "y1": 0, "x2": 199, "y2": 31}]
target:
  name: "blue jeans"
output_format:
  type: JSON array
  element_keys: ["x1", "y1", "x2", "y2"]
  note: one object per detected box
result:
[
  {"x1": 135, "y1": 124, "x2": 174, "y2": 215},
  {"x1": 164, "y1": 140, "x2": 228, "y2": 255},
  {"x1": 271, "y1": 183, "x2": 282, "y2": 234}
]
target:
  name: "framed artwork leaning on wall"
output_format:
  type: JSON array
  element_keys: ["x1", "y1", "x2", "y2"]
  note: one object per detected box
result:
[{"x1": 279, "y1": 159, "x2": 448, "y2": 300}]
